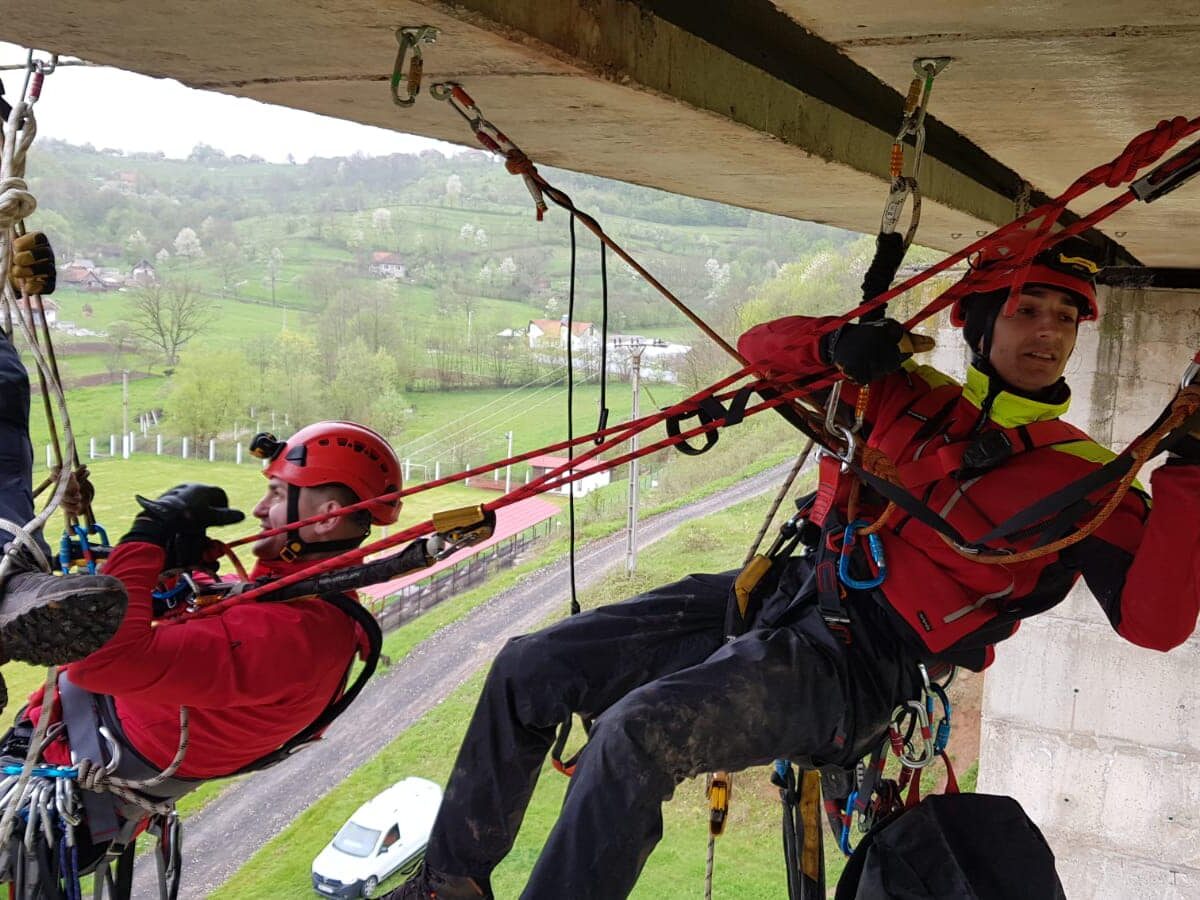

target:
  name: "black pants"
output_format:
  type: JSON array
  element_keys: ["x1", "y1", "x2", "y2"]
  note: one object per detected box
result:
[
  {"x1": 0, "y1": 331, "x2": 40, "y2": 553},
  {"x1": 425, "y1": 559, "x2": 921, "y2": 899}
]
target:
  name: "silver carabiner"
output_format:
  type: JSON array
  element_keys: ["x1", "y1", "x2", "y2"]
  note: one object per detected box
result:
[
  {"x1": 390, "y1": 26, "x2": 439, "y2": 108},
  {"x1": 894, "y1": 700, "x2": 936, "y2": 769}
]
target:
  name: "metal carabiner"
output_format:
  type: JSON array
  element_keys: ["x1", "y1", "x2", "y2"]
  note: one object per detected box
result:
[
  {"x1": 837, "y1": 519, "x2": 886, "y2": 590},
  {"x1": 98, "y1": 727, "x2": 122, "y2": 775},
  {"x1": 893, "y1": 700, "x2": 936, "y2": 769},
  {"x1": 929, "y1": 683, "x2": 953, "y2": 754},
  {"x1": 390, "y1": 26, "x2": 439, "y2": 108}
]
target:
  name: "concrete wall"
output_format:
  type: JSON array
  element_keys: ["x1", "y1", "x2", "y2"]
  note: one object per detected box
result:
[{"x1": 972, "y1": 285, "x2": 1200, "y2": 898}]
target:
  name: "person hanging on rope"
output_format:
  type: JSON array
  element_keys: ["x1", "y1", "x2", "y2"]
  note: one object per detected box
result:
[
  {"x1": 0, "y1": 231, "x2": 128, "y2": 692},
  {"x1": 0, "y1": 412, "x2": 400, "y2": 883},
  {"x1": 389, "y1": 231, "x2": 1200, "y2": 900}
]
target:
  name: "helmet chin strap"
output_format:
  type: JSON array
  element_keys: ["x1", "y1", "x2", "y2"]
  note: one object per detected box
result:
[{"x1": 279, "y1": 484, "x2": 366, "y2": 562}]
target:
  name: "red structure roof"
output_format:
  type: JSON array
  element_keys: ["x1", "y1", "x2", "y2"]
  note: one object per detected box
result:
[
  {"x1": 526, "y1": 454, "x2": 606, "y2": 472},
  {"x1": 359, "y1": 495, "x2": 560, "y2": 602}
]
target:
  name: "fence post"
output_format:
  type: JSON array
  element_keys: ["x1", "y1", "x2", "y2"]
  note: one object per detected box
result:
[
  {"x1": 209, "y1": 439, "x2": 216, "y2": 462},
  {"x1": 45, "y1": 445, "x2": 52, "y2": 469},
  {"x1": 434, "y1": 460, "x2": 440, "y2": 481},
  {"x1": 182, "y1": 437, "x2": 189, "y2": 460},
  {"x1": 236, "y1": 443, "x2": 243, "y2": 465},
  {"x1": 89, "y1": 437, "x2": 96, "y2": 461},
  {"x1": 404, "y1": 459, "x2": 411, "y2": 483},
  {"x1": 109, "y1": 435, "x2": 116, "y2": 457},
  {"x1": 121, "y1": 435, "x2": 129, "y2": 460},
  {"x1": 156, "y1": 434, "x2": 163, "y2": 456}
]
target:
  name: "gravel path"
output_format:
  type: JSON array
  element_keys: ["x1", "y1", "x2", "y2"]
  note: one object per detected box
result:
[{"x1": 135, "y1": 463, "x2": 797, "y2": 898}]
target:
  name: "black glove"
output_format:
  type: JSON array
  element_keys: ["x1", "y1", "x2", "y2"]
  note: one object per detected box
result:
[
  {"x1": 120, "y1": 483, "x2": 245, "y2": 570},
  {"x1": 10, "y1": 231, "x2": 56, "y2": 296},
  {"x1": 821, "y1": 318, "x2": 911, "y2": 384}
]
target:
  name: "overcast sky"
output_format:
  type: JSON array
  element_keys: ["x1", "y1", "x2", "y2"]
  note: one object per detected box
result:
[{"x1": 0, "y1": 43, "x2": 461, "y2": 163}]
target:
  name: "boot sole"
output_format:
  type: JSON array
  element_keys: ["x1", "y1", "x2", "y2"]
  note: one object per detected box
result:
[{"x1": 0, "y1": 589, "x2": 126, "y2": 667}]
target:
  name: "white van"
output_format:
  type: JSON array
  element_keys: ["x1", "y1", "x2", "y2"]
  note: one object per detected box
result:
[{"x1": 311, "y1": 776, "x2": 443, "y2": 898}]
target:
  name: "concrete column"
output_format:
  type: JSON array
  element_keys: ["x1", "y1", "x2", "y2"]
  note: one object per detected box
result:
[
  {"x1": 978, "y1": 284, "x2": 1200, "y2": 895},
  {"x1": 182, "y1": 437, "x2": 189, "y2": 460},
  {"x1": 109, "y1": 435, "x2": 116, "y2": 457},
  {"x1": 89, "y1": 437, "x2": 96, "y2": 460},
  {"x1": 156, "y1": 434, "x2": 163, "y2": 456},
  {"x1": 236, "y1": 443, "x2": 243, "y2": 465},
  {"x1": 121, "y1": 435, "x2": 129, "y2": 460}
]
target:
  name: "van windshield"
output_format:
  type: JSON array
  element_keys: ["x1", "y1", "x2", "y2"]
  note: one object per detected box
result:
[{"x1": 333, "y1": 821, "x2": 381, "y2": 858}]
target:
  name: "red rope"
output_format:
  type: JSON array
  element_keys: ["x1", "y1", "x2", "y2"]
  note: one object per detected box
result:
[
  {"x1": 224, "y1": 365, "x2": 756, "y2": 549},
  {"x1": 203, "y1": 114, "x2": 1200, "y2": 614},
  {"x1": 182, "y1": 375, "x2": 812, "y2": 618}
]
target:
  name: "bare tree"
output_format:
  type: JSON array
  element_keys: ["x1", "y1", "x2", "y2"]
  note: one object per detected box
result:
[{"x1": 131, "y1": 279, "x2": 214, "y2": 368}]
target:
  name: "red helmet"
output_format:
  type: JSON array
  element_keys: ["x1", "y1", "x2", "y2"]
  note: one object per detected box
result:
[
  {"x1": 950, "y1": 231, "x2": 1101, "y2": 326},
  {"x1": 255, "y1": 421, "x2": 402, "y2": 525}
]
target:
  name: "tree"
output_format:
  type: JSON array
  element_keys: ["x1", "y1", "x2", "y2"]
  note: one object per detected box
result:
[
  {"x1": 445, "y1": 174, "x2": 463, "y2": 206},
  {"x1": 130, "y1": 279, "x2": 214, "y2": 367},
  {"x1": 211, "y1": 240, "x2": 244, "y2": 296},
  {"x1": 173, "y1": 227, "x2": 203, "y2": 260},
  {"x1": 164, "y1": 350, "x2": 253, "y2": 442},
  {"x1": 104, "y1": 321, "x2": 140, "y2": 375}
]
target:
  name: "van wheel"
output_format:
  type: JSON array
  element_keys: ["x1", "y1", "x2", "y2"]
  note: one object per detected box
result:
[{"x1": 362, "y1": 876, "x2": 379, "y2": 898}]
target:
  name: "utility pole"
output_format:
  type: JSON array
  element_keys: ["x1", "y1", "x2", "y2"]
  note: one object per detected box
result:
[
  {"x1": 620, "y1": 339, "x2": 658, "y2": 575},
  {"x1": 504, "y1": 430, "x2": 514, "y2": 494}
]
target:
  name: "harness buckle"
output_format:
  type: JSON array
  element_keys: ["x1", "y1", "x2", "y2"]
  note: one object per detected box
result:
[{"x1": 959, "y1": 429, "x2": 1013, "y2": 474}]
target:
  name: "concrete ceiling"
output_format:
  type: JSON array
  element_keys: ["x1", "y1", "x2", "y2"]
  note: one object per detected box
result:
[{"x1": 5, "y1": 1, "x2": 1200, "y2": 267}]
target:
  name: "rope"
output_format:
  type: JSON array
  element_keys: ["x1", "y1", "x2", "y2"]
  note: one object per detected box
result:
[
  {"x1": 0, "y1": 83, "x2": 78, "y2": 585},
  {"x1": 74, "y1": 706, "x2": 190, "y2": 817},
  {"x1": 742, "y1": 441, "x2": 815, "y2": 566}
]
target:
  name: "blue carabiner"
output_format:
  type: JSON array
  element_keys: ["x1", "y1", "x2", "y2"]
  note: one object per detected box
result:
[
  {"x1": 72, "y1": 524, "x2": 97, "y2": 573},
  {"x1": 89, "y1": 522, "x2": 110, "y2": 549},
  {"x1": 837, "y1": 519, "x2": 887, "y2": 590},
  {"x1": 930, "y1": 682, "x2": 953, "y2": 753},
  {"x1": 58, "y1": 532, "x2": 74, "y2": 574},
  {"x1": 839, "y1": 789, "x2": 859, "y2": 855}
]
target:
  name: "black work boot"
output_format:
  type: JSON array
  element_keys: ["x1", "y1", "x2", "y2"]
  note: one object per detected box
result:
[
  {"x1": 383, "y1": 864, "x2": 489, "y2": 900},
  {"x1": 0, "y1": 568, "x2": 126, "y2": 666}
]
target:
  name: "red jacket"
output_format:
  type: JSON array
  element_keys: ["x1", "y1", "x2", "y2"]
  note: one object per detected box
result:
[
  {"x1": 739, "y1": 315, "x2": 1200, "y2": 668},
  {"x1": 30, "y1": 543, "x2": 365, "y2": 778}
]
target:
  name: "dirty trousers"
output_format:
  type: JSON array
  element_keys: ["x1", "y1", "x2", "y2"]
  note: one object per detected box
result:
[{"x1": 426, "y1": 563, "x2": 919, "y2": 900}]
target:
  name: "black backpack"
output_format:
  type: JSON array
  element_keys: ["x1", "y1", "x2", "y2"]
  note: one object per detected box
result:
[{"x1": 835, "y1": 793, "x2": 1066, "y2": 900}]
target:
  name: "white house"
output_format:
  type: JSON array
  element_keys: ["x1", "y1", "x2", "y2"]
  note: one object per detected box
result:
[
  {"x1": 527, "y1": 318, "x2": 600, "y2": 351},
  {"x1": 526, "y1": 454, "x2": 611, "y2": 497},
  {"x1": 14, "y1": 296, "x2": 58, "y2": 327},
  {"x1": 369, "y1": 251, "x2": 407, "y2": 279}
]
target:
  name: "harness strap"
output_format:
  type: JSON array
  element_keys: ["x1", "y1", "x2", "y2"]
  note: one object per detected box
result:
[
  {"x1": 894, "y1": 419, "x2": 1087, "y2": 488},
  {"x1": 58, "y1": 673, "x2": 119, "y2": 844}
]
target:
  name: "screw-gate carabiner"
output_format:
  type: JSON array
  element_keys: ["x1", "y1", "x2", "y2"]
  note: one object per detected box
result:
[
  {"x1": 837, "y1": 519, "x2": 886, "y2": 590},
  {"x1": 929, "y1": 683, "x2": 953, "y2": 754},
  {"x1": 390, "y1": 26, "x2": 439, "y2": 108}
]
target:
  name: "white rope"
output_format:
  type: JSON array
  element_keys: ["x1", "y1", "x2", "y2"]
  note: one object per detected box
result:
[{"x1": 0, "y1": 90, "x2": 78, "y2": 585}]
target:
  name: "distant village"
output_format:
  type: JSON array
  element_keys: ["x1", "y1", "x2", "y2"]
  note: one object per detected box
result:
[{"x1": 45, "y1": 249, "x2": 691, "y2": 382}]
